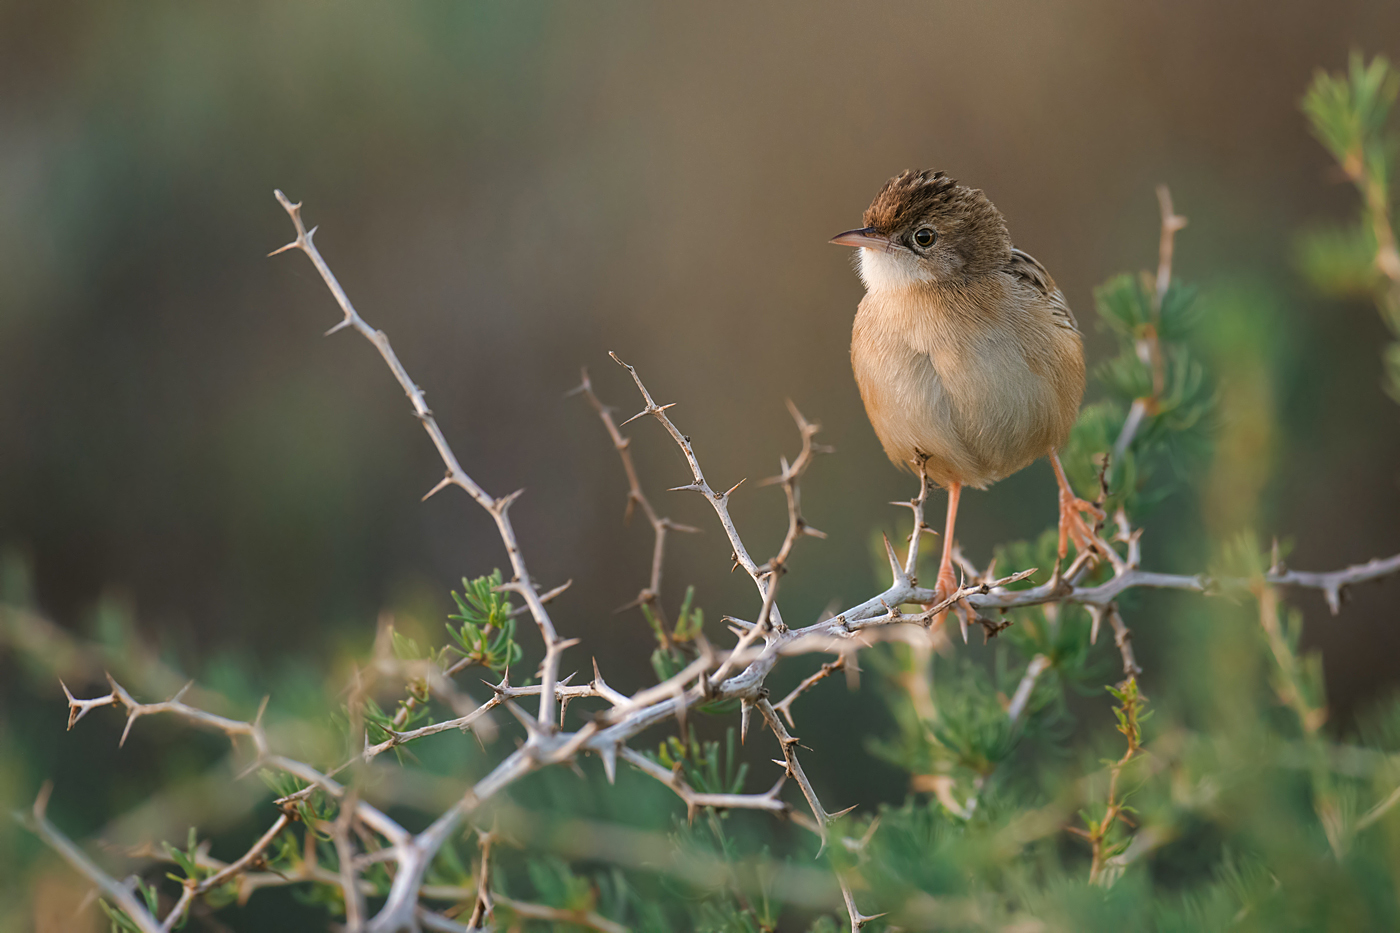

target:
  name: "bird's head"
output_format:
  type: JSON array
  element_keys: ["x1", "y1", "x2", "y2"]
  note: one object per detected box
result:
[{"x1": 830, "y1": 169, "x2": 1012, "y2": 291}]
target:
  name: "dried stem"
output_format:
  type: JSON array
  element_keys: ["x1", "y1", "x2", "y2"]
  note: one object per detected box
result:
[
  {"x1": 610, "y1": 351, "x2": 785, "y2": 630},
  {"x1": 1005, "y1": 654, "x2": 1051, "y2": 726},
  {"x1": 754, "y1": 699, "x2": 880, "y2": 931},
  {"x1": 467, "y1": 828, "x2": 495, "y2": 929},
  {"x1": 271, "y1": 190, "x2": 569, "y2": 732},
  {"x1": 760, "y1": 400, "x2": 831, "y2": 580},
  {"x1": 493, "y1": 895, "x2": 631, "y2": 933},
  {"x1": 619, "y1": 746, "x2": 790, "y2": 823},
  {"x1": 333, "y1": 790, "x2": 367, "y2": 931},
  {"x1": 20, "y1": 784, "x2": 164, "y2": 933},
  {"x1": 1107, "y1": 604, "x2": 1141, "y2": 678},
  {"x1": 1268, "y1": 551, "x2": 1400, "y2": 615},
  {"x1": 59, "y1": 673, "x2": 409, "y2": 845},
  {"x1": 156, "y1": 814, "x2": 292, "y2": 930},
  {"x1": 773, "y1": 656, "x2": 847, "y2": 729},
  {"x1": 570, "y1": 367, "x2": 700, "y2": 630},
  {"x1": 1153, "y1": 184, "x2": 1189, "y2": 311}
]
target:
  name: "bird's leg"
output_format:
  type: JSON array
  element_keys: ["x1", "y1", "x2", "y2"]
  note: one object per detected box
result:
[
  {"x1": 1050, "y1": 450, "x2": 1104, "y2": 561},
  {"x1": 934, "y1": 481, "x2": 962, "y2": 603}
]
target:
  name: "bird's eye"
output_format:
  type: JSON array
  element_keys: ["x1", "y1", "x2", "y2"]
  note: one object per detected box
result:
[{"x1": 912, "y1": 227, "x2": 936, "y2": 248}]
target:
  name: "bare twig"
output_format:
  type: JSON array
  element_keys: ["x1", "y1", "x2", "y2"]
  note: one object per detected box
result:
[
  {"x1": 760, "y1": 400, "x2": 831, "y2": 580},
  {"x1": 610, "y1": 352, "x2": 786, "y2": 630},
  {"x1": 494, "y1": 894, "x2": 631, "y2": 933},
  {"x1": 734, "y1": 400, "x2": 831, "y2": 641},
  {"x1": 838, "y1": 879, "x2": 887, "y2": 932},
  {"x1": 58, "y1": 673, "x2": 409, "y2": 846},
  {"x1": 333, "y1": 790, "x2": 367, "y2": 931},
  {"x1": 1268, "y1": 551, "x2": 1400, "y2": 615},
  {"x1": 619, "y1": 746, "x2": 789, "y2": 823},
  {"x1": 570, "y1": 367, "x2": 700, "y2": 632},
  {"x1": 1005, "y1": 654, "x2": 1051, "y2": 726},
  {"x1": 195, "y1": 813, "x2": 290, "y2": 894},
  {"x1": 773, "y1": 656, "x2": 847, "y2": 729},
  {"x1": 466, "y1": 827, "x2": 495, "y2": 929},
  {"x1": 156, "y1": 814, "x2": 291, "y2": 930},
  {"x1": 757, "y1": 700, "x2": 842, "y2": 843},
  {"x1": 754, "y1": 700, "x2": 880, "y2": 931},
  {"x1": 20, "y1": 784, "x2": 163, "y2": 933},
  {"x1": 271, "y1": 190, "x2": 569, "y2": 732},
  {"x1": 1107, "y1": 604, "x2": 1141, "y2": 678},
  {"x1": 895, "y1": 459, "x2": 935, "y2": 579},
  {"x1": 1153, "y1": 184, "x2": 1189, "y2": 312},
  {"x1": 60, "y1": 674, "x2": 269, "y2": 754}
]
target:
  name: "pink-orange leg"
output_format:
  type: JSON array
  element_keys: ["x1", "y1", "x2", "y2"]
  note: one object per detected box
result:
[
  {"x1": 1050, "y1": 450, "x2": 1104, "y2": 560},
  {"x1": 934, "y1": 481, "x2": 962, "y2": 603}
]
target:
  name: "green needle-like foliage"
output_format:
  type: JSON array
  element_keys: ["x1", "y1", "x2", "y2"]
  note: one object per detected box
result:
[
  {"x1": 446, "y1": 569, "x2": 524, "y2": 673},
  {"x1": 1301, "y1": 52, "x2": 1400, "y2": 402}
]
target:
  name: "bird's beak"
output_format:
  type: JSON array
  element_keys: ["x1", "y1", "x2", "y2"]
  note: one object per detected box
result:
[{"x1": 829, "y1": 226, "x2": 892, "y2": 250}]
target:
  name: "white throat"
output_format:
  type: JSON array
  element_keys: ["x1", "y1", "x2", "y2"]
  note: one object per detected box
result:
[{"x1": 858, "y1": 246, "x2": 935, "y2": 292}]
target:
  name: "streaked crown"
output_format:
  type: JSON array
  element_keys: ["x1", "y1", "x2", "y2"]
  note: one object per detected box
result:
[{"x1": 863, "y1": 169, "x2": 1013, "y2": 276}]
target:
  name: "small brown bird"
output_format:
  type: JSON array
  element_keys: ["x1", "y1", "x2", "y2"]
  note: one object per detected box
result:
[{"x1": 832, "y1": 169, "x2": 1100, "y2": 613}]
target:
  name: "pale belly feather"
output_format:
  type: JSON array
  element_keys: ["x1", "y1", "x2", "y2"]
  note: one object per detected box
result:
[{"x1": 851, "y1": 288, "x2": 1074, "y2": 489}]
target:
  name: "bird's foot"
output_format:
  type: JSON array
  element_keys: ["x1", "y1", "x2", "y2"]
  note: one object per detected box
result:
[
  {"x1": 925, "y1": 563, "x2": 973, "y2": 641},
  {"x1": 933, "y1": 563, "x2": 959, "y2": 606},
  {"x1": 1057, "y1": 488, "x2": 1106, "y2": 561}
]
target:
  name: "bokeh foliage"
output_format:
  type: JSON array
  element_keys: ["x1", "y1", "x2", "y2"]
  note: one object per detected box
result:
[{"x1": 1299, "y1": 52, "x2": 1400, "y2": 402}]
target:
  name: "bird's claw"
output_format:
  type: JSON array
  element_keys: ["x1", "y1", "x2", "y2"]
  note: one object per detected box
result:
[
  {"x1": 933, "y1": 563, "x2": 959, "y2": 605},
  {"x1": 926, "y1": 564, "x2": 972, "y2": 640},
  {"x1": 1057, "y1": 490, "x2": 1105, "y2": 561}
]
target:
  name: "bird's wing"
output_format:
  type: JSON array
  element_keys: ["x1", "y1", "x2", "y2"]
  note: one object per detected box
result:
[{"x1": 1007, "y1": 247, "x2": 1078, "y2": 332}]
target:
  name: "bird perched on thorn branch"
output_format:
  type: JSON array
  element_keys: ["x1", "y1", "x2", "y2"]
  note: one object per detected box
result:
[{"x1": 832, "y1": 169, "x2": 1102, "y2": 628}]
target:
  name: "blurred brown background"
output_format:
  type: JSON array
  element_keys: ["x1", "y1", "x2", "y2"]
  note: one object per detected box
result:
[{"x1": 1, "y1": 0, "x2": 1398, "y2": 740}]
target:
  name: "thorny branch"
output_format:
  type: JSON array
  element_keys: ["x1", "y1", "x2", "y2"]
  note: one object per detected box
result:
[
  {"x1": 149, "y1": 813, "x2": 293, "y2": 930},
  {"x1": 492, "y1": 894, "x2": 630, "y2": 933},
  {"x1": 619, "y1": 746, "x2": 791, "y2": 823},
  {"x1": 608, "y1": 351, "x2": 791, "y2": 632},
  {"x1": 1267, "y1": 551, "x2": 1400, "y2": 616},
  {"x1": 21, "y1": 784, "x2": 164, "y2": 933},
  {"x1": 761, "y1": 400, "x2": 832, "y2": 579},
  {"x1": 755, "y1": 699, "x2": 883, "y2": 932},
  {"x1": 1005, "y1": 654, "x2": 1052, "y2": 726},
  {"x1": 270, "y1": 189, "x2": 570, "y2": 733},
  {"x1": 333, "y1": 789, "x2": 368, "y2": 931},
  {"x1": 773, "y1": 656, "x2": 847, "y2": 729},
  {"x1": 569, "y1": 368, "x2": 701, "y2": 632},
  {"x1": 28, "y1": 192, "x2": 1400, "y2": 933}
]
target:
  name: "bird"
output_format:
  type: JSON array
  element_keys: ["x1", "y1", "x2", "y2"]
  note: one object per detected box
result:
[{"x1": 831, "y1": 169, "x2": 1102, "y2": 623}]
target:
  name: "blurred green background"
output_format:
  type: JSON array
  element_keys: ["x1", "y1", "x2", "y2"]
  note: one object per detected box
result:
[{"x1": 2, "y1": 1, "x2": 1399, "y2": 929}]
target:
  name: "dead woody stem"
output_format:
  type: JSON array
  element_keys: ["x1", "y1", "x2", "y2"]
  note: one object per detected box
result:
[{"x1": 569, "y1": 368, "x2": 700, "y2": 632}]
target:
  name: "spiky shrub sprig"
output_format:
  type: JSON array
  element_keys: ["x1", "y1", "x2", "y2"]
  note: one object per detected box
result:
[
  {"x1": 1069, "y1": 262, "x2": 1213, "y2": 515},
  {"x1": 446, "y1": 569, "x2": 524, "y2": 674},
  {"x1": 1300, "y1": 52, "x2": 1400, "y2": 401},
  {"x1": 1069, "y1": 678, "x2": 1150, "y2": 886}
]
